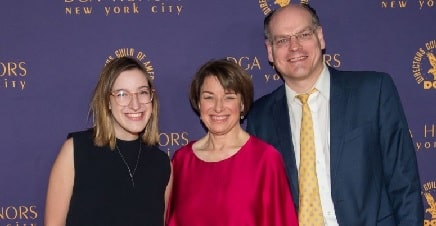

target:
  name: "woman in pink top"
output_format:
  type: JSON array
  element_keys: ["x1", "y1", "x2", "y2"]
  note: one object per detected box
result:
[{"x1": 167, "y1": 59, "x2": 298, "y2": 226}]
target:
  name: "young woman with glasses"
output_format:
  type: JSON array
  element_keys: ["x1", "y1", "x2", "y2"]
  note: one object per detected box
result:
[{"x1": 45, "y1": 56, "x2": 172, "y2": 226}]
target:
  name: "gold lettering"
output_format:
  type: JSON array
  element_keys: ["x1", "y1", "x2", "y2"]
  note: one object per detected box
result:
[
  {"x1": 423, "y1": 81, "x2": 436, "y2": 89},
  {"x1": 412, "y1": 61, "x2": 421, "y2": 71},
  {"x1": 106, "y1": 50, "x2": 153, "y2": 79},
  {"x1": 264, "y1": 74, "x2": 271, "y2": 82},
  {"x1": 424, "y1": 219, "x2": 436, "y2": 225},
  {"x1": 1, "y1": 79, "x2": 26, "y2": 90},
  {"x1": 324, "y1": 54, "x2": 341, "y2": 68},
  {"x1": 28, "y1": 206, "x2": 38, "y2": 219},
  {"x1": 7, "y1": 205, "x2": 37, "y2": 220},
  {"x1": 426, "y1": 40, "x2": 436, "y2": 51},
  {"x1": 423, "y1": 181, "x2": 436, "y2": 191},
  {"x1": 381, "y1": 0, "x2": 407, "y2": 8},
  {"x1": 159, "y1": 132, "x2": 189, "y2": 147},
  {"x1": 142, "y1": 61, "x2": 154, "y2": 75},
  {"x1": 114, "y1": 48, "x2": 135, "y2": 58},
  {"x1": 424, "y1": 124, "x2": 435, "y2": 137},
  {"x1": 251, "y1": 57, "x2": 261, "y2": 70},
  {"x1": 416, "y1": 75, "x2": 424, "y2": 84},
  {"x1": 273, "y1": 74, "x2": 281, "y2": 81},
  {"x1": 263, "y1": 73, "x2": 281, "y2": 83},
  {"x1": 66, "y1": 6, "x2": 93, "y2": 15},
  {"x1": 412, "y1": 48, "x2": 426, "y2": 84},
  {"x1": 419, "y1": 0, "x2": 435, "y2": 9},
  {"x1": 258, "y1": 0, "x2": 271, "y2": 15},
  {"x1": 159, "y1": 133, "x2": 170, "y2": 146},
  {"x1": 104, "y1": 3, "x2": 139, "y2": 16},
  {"x1": 0, "y1": 62, "x2": 27, "y2": 77},
  {"x1": 151, "y1": 3, "x2": 183, "y2": 15},
  {"x1": 398, "y1": 0, "x2": 407, "y2": 7},
  {"x1": 136, "y1": 52, "x2": 146, "y2": 61},
  {"x1": 226, "y1": 56, "x2": 262, "y2": 71},
  {"x1": 105, "y1": 56, "x2": 115, "y2": 65},
  {"x1": 414, "y1": 51, "x2": 424, "y2": 62},
  {"x1": 415, "y1": 141, "x2": 436, "y2": 151}
]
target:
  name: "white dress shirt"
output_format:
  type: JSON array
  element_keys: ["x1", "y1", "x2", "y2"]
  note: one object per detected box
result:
[{"x1": 285, "y1": 64, "x2": 339, "y2": 226}]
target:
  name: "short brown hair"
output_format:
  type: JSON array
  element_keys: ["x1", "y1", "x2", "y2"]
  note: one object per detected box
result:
[
  {"x1": 89, "y1": 56, "x2": 159, "y2": 149},
  {"x1": 189, "y1": 59, "x2": 253, "y2": 118}
]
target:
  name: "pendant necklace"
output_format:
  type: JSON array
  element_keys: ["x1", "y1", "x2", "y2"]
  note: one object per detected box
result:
[{"x1": 116, "y1": 139, "x2": 142, "y2": 188}]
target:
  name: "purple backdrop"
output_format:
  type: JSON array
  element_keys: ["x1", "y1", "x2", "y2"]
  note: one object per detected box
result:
[{"x1": 1, "y1": 0, "x2": 435, "y2": 225}]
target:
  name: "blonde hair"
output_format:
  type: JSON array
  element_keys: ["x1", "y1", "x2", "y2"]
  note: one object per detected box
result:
[{"x1": 89, "y1": 57, "x2": 160, "y2": 149}]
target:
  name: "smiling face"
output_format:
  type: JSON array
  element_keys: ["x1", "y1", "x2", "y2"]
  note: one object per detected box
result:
[
  {"x1": 198, "y1": 76, "x2": 244, "y2": 137},
  {"x1": 109, "y1": 69, "x2": 152, "y2": 140},
  {"x1": 265, "y1": 5, "x2": 325, "y2": 91}
]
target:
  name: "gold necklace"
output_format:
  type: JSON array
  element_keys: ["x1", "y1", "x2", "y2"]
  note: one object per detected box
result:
[{"x1": 116, "y1": 140, "x2": 142, "y2": 188}]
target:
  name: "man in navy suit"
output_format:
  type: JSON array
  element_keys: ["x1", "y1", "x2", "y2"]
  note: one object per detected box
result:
[{"x1": 246, "y1": 3, "x2": 423, "y2": 225}]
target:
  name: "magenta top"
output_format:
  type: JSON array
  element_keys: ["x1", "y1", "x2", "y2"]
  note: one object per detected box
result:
[{"x1": 167, "y1": 136, "x2": 298, "y2": 226}]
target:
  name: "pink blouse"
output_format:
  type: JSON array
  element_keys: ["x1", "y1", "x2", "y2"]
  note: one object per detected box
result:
[{"x1": 167, "y1": 136, "x2": 298, "y2": 226}]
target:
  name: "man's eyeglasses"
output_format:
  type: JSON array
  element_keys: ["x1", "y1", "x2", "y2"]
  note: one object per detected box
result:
[
  {"x1": 272, "y1": 27, "x2": 317, "y2": 48},
  {"x1": 110, "y1": 88, "x2": 154, "y2": 106}
]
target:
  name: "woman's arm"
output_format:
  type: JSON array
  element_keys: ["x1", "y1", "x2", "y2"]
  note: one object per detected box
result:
[
  {"x1": 163, "y1": 163, "x2": 173, "y2": 226},
  {"x1": 44, "y1": 138, "x2": 75, "y2": 226}
]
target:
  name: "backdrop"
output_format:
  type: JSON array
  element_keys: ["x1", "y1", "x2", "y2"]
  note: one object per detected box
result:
[{"x1": 0, "y1": 0, "x2": 435, "y2": 225}]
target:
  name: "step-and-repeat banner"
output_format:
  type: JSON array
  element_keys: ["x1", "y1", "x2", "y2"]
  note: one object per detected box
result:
[{"x1": 0, "y1": 0, "x2": 435, "y2": 225}]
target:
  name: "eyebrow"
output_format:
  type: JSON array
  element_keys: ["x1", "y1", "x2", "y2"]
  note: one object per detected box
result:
[
  {"x1": 200, "y1": 90, "x2": 237, "y2": 95},
  {"x1": 200, "y1": 90, "x2": 214, "y2": 95},
  {"x1": 113, "y1": 85, "x2": 150, "y2": 91},
  {"x1": 273, "y1": 27, "x2": 313, "y2": 38}
]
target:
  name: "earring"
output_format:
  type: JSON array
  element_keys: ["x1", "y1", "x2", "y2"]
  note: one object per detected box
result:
[{"x1": 109, "y1": 103, "x2": 111, "y2": 109}]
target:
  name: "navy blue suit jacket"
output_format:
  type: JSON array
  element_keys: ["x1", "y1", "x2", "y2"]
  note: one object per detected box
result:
[{"x1": 246, "y1": 67, "x2": 423, "y2": 225}]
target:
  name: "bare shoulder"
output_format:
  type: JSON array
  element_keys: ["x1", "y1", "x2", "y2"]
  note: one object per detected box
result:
[
  {"x1": 49, "y1": 137, "x2": 75, "y2": 177},
  {"x1": 57, "y1": 137, "x2": 74, "y2": 162}
]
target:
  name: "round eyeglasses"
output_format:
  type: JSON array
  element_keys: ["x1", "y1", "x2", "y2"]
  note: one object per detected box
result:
[
  {"x1": 110, "y1": 88, "x2": 154, "y2": 106},
  {"x1": 272, "y1": 27, "x2": 317, "y2": 48}
]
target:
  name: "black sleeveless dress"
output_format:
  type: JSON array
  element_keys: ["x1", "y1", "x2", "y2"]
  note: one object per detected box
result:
[{"x1": 65, "y1": 129, "x2": 171, "y2": 226}]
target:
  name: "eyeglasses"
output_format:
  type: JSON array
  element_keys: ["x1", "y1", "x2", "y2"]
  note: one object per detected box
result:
[
  {"x1": 110, "y1": 88, "x2": 154, "y2": 106},
  {"x1": 272, "y1": 27, "x2": 317, "y2": 48}
]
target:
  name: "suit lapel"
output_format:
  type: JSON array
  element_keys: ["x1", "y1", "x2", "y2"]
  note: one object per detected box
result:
[
  {"x1": 271, "y1": 86, "x2": 300, "y2": 208},
  {"x1": 270, "y1": 71, "x2": 350, "y2": 209},
  {"x1": 329, "y1": 69, "x2": 350, "y2": 187}
]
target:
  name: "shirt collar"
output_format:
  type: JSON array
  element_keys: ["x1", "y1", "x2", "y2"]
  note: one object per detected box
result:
[{"x1": 285, "y1": 64, "x2": 330, "y2": 101}]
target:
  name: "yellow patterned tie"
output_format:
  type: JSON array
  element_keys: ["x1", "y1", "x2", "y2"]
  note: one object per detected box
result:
[{"x1": 296, "y1": 89, "x2": 324, "y2": 226}]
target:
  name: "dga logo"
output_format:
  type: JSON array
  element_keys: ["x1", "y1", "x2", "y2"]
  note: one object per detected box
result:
[
  {"x1": 411, "y1": 40, "x2": 436, "y2": 89},
  {"x1": 105, "y1": 48, "x2": 155, "y2": 80},
  {"x1": 422, "y1": 181, "x2": 436, "y2": 225},
  {"x1": 258, "y1": 0, "x2": 309, "y2": 16},
  {"x1": 226, "y1": 55, "x2": 288, "y2": 84},
  {"x1": 226, "y1": 56, "x2": 265, "y2": 80},
  {"x1": 224, "y1": 54, "x2": 342, "y2": 84}
]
